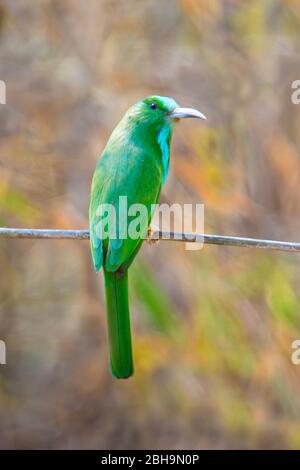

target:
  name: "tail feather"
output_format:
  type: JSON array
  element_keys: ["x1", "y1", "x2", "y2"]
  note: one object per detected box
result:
[{"x1": 103, "y1": 269, "x2": 133, "y2": 378}]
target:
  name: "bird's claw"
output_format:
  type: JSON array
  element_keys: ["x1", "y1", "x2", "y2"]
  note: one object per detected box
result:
[{"x1": 146, "y1": 225, "x2": 160, "y2": 245}]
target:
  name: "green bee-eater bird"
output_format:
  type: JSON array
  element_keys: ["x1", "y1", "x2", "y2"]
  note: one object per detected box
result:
[{"x1": 89, "y1": 96, "x2": 206, "y2": 378}]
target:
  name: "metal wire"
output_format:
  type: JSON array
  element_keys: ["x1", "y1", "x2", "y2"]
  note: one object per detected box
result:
[{"x1": 1, "y1": 227, "x2": 300, "y2": 253}]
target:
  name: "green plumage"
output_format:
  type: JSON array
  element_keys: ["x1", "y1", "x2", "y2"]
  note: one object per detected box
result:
[
  {"x1": 104, "y1": 270, "x2": 133, "y2": 378},
  {"x1": 89, "y1": 95, "x2": 205, "y2": 378}
]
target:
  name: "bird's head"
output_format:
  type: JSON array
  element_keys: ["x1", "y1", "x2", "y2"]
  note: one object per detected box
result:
[
  {"x1": 125, "y1": 95, "x2": 206, "y2": 132},
  {"x1": 108, "y1": 95, "x2": 206, "y2": 185}
]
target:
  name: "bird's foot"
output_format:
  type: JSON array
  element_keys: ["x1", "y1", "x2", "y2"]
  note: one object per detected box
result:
[{"x1": 146, "y1": 225, "x2": 160, "y2": 245}]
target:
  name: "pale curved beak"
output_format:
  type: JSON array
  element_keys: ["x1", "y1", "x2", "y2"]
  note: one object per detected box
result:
[{"x1": 169, "y1": 107, "x2": 207, "y2": 120}]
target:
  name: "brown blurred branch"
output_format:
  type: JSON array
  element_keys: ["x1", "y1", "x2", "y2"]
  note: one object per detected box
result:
[{"x1": 1, "y1": 227, "x2": 300, "y2": 253}]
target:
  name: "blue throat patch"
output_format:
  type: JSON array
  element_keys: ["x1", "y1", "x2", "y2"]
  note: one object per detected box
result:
[{"x1": 157, "y1": 124, "x2": 171, "y2": 185}]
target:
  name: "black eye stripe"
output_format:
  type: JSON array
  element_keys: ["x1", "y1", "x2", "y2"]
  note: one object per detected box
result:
[{"x1": 150, "y1": 103, "x2": 157, "y2": 110}]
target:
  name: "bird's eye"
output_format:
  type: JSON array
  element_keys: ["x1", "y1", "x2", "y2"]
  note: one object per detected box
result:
[{"x1": 150, "y1": 103, "x2": 157, "y2": 110}]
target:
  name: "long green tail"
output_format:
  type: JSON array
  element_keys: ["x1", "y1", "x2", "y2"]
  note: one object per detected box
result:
[{"x1": 103, "y1": 269, "x2": 133, "y2": 378}]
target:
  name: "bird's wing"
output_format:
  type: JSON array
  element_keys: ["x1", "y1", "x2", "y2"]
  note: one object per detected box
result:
[
  {"x1": 89, "y1": 164, "x2": 115, "y2": 272},
  {"x1": 90, "y1": 141, "x2": 162, "y2": 273}
]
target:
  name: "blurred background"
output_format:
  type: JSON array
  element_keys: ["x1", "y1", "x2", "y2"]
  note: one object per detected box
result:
[{"x1": 1, "y1": 0, "x2": 300, "y2": 450}]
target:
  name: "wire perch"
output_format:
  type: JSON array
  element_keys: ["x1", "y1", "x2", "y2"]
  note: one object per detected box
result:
[{"x1": 1, "y1": 227, "x2": 300, "y2": 253}]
